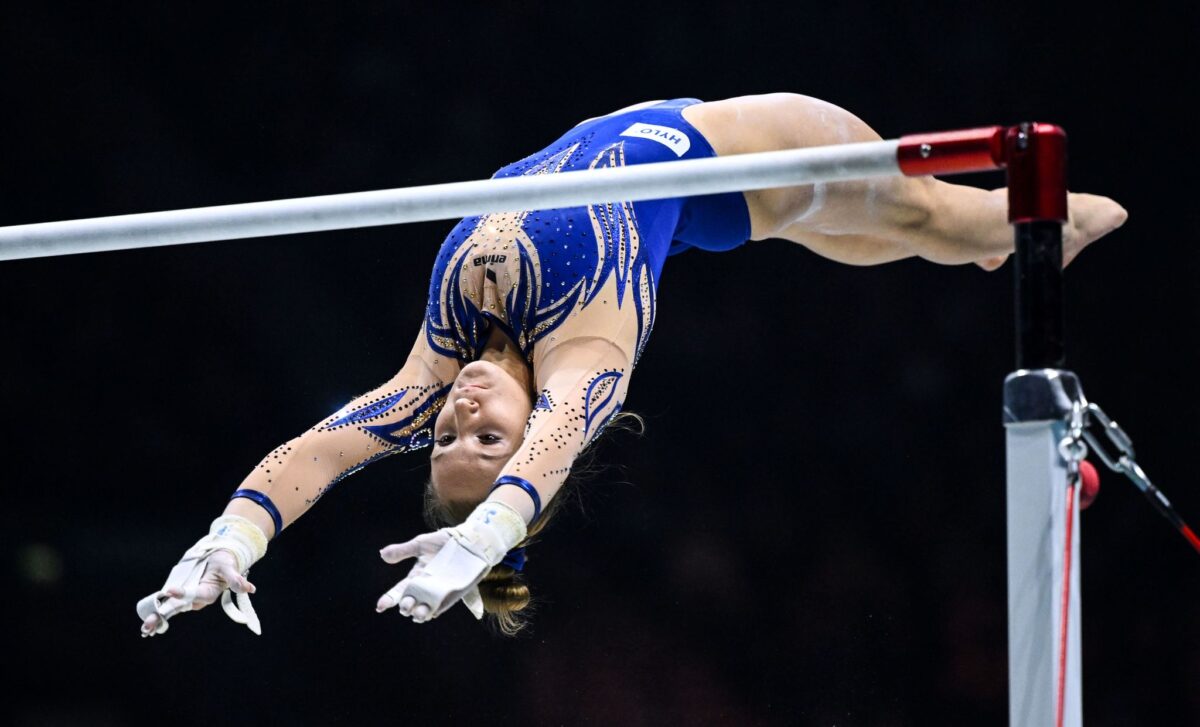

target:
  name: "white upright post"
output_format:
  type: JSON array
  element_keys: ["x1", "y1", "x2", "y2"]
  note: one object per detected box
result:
[{"x1": 1004, "y1": 369, "x2": 1083, "y2": 727}]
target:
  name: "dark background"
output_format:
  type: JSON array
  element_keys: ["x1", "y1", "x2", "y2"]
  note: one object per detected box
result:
[{"x1": 3, "y1": 2, "x2": 1197, "y2": 725}]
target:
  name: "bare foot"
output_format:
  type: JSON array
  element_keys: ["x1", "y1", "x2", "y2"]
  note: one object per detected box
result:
[{"x1": 1063, "y1": 192, "x2": 1128, "y2": 267}]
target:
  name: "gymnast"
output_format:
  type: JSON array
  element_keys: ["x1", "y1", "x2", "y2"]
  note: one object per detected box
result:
[{"x1": 137, "y1": 93, "x2": 1128, "y2": 636}]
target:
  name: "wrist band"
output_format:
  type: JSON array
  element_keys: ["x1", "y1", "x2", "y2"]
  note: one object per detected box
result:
[
  {"x1": 230, "y1": 489, "x2": 283, "y2": 538},
  {"x1": 489, "y1": 476, "x2": 542, "y2": 524}
]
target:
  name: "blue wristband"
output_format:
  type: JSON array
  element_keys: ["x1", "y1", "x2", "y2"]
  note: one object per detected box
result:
[
  {"x1": 489, "y1": 475, "x2": 542, "y2": 524},
  {"x1": 230, "y1": 489, "x2": 283, "y2": 538}
]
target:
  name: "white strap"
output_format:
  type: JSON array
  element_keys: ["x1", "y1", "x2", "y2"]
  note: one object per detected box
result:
[
  {"x1": 137, "y1": 555, "x2": 209, "y2": 635},
  {"x1": 221, "y1": 584, "x2": 262, "y2": 635},
  {"x1": 461, "y1": 586, "x2": 484, "y2": 620},
  {"x1": 450, "y1": 501, "x2": 527, "y2": 566}
]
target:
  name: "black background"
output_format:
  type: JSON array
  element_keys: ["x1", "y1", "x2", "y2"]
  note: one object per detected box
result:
[{"x1": 3, "y1": 2, "x2": 1198, "y2": 725}]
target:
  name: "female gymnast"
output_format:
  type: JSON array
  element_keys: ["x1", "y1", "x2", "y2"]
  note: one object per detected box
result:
[{"x1": 137, "y1": 93, "x2": 1128, "y2": 636}]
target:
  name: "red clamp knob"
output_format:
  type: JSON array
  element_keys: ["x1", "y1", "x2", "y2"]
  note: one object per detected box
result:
[{"x1": 1079, "y1": 459, "x2": 1100, "y2": 510}]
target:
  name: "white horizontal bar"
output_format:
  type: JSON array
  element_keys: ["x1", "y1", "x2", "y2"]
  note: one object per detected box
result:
[{"x1": 0, "y1": 140, "x2": 900, "y2": 261}]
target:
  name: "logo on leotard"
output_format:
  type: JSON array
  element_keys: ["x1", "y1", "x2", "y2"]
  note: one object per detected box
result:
[
  {"x1": 472, "y1": 254, "x2": 507, "y2": 266},
  {"x1": 620, "y1": 123, "x2": 691, "y2": 157}
]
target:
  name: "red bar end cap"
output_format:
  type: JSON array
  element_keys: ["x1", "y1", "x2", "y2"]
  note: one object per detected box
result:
[{"x1": 1005, "y1": 123, "x2": 1069, "y2": 223}]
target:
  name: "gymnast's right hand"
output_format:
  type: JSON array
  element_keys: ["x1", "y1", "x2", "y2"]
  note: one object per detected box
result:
[
  {"x1": 137, "y1": 515, "x2": 268, "y2": 637},
  {"x1": 376, "y1": 500, "x2": 527, "y2": 623}
]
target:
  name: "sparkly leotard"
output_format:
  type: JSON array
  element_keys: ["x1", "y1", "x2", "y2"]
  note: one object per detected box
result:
[
  {"x1": 424, "y1": 98, "x2": 749, "y2": 367},
  {"x1": 234, "y1": 100, "x2": 749, "y2": 516}
]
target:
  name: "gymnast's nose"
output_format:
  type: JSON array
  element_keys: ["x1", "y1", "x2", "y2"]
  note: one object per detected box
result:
[{"x1": 453, "y1": 396, "x2": 480, "y2": 418}]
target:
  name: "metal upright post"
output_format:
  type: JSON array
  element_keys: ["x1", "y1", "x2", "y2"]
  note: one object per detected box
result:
[{"x1": 1000, "y1": 124, "x2": 1080, "y2": 727}]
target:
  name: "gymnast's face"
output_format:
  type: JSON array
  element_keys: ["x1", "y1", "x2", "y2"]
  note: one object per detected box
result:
[{"x1": 430, "y1": 360, "x2": 533, "y2": 509}]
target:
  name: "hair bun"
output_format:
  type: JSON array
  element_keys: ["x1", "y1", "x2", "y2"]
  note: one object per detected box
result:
[{"x1": 479, "y1": 565, "x2": 532, "y2": 634}]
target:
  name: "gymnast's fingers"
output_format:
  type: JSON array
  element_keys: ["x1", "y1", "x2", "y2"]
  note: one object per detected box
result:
[
  {"x1": 141, "y1": 613, "x2": 162, "y2": 636},
  {"x1": 411, "y1": 603, "x2": 432, "y2": 623},
  {"x1": 139, "y1": 592, "x2": 193, "y2": 636},
  {"x1": 376, "y1": 579, "x2": 411, "y2": 612},
  {"x1": 398, "y1": 595, "x2": 418, "y2": 617},
  {"x1": 215, "y1": 561, "x2": 256, "y2": 595},
  {"x1": 379, "y1": 539, "x2": 425, "y2": 564}
]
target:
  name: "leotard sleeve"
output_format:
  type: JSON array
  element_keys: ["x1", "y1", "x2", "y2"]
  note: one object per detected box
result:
[
  {"x1": 495, "y1": 336, "x2": 634, "y2": 510},
  {"x1": 493, "y1": 273, "x2": 642, "y2": 511},
  {"x1": 232, "y1": 323, "x2": 460, "y2": 528}
]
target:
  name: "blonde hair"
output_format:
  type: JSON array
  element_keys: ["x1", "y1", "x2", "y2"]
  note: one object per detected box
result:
[{"x1": 424, "y1": 411, "x2": 643, "y2": 636}]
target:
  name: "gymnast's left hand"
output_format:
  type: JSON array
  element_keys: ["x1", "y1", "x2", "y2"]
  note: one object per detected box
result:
[{"x1": 375, "y1": 501, "x2": 527, "y2": 623}]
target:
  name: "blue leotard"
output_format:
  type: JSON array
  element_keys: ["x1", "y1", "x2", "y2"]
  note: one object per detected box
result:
[{"x1": 424, "y1": 98, "x2": 750, "y2": 365}]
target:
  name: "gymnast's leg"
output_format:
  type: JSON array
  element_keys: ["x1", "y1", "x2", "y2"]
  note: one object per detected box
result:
[{"x1": 683, "y1": 93, "x2": 1127, "y2": 268}]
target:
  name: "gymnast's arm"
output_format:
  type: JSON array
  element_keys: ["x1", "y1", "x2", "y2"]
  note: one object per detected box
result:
[
  {"x1": 138, "y1": 324, "x2": 458, "y2": 636},
  {"x1": 683, "y1": 93, "x2": 1128, "y2": 268},
  {"x1": 486, "y1": 336, "x2": 635, "y2": 522},
  {"x1": 222, "y1": 326, "x2": 457, "y2": 538}
]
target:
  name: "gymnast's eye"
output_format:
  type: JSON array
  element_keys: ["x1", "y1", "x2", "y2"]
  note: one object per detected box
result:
[
  {"x1": 478, "y1": 433, "x2": 500, "y2": 444},
  {"x1": 436, "y1": 434, "x2": 455, "y2": 446}
]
